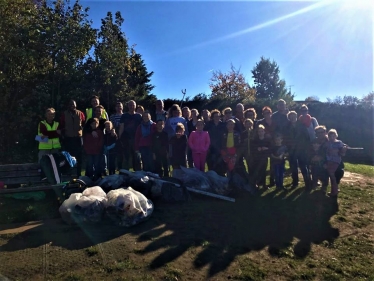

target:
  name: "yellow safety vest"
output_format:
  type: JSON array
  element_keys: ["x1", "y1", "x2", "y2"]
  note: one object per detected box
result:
[
  {"x1": 86, "y1": 108, "x2": 107, "y2": 120},
  {"x1": 38, "y1": 121, "x2": 61, "y2": 150}
]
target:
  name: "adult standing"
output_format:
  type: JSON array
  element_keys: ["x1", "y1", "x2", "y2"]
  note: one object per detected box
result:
[
  {"x1": 164, "y1": 104, "x2": 189, "y2": 139},
  {"x1": 152, "y1": 99, "x2": 168, "y2": 122},
  {"x1": 202, "y1": 109, "x2": 211, "y2": 124},
  {"x1": 86, "y1": 95, "x2": 108, "y2": 120},
  {"x1": 299, "y1": 104, "x2": 319, "y2": 141},
  {"x1": 222, "y1": 107, "x2": 244, "y2": 133},
  {"x1": 294, "y1": 114, "x2": 313, "y2": 189},
  {"x1": 59, "y1": 100, "x2": 85, "y2": 177},
  {"x1": 283, "y1": 111, "x2": 299, "y2": 187},
  {"x1": 271, "y1": 99, "x2": 289, "y2": 135},
  {"x1": 205, "y1": 109, "x2": 226, "y2": 173},
  {"x1": 244, "y1": 108, "x2": 259, "y2": 128},
  {"x1": 182, "y1": 106, "x2": 191, "y2": 121},
  {"x1": 110, "y1": 102, "x2": 124, "y2": 170},
  {"x1": 235, "y1": 103, "x2": 245, "y2": 124},
  {"x1": 186, "y1": 108, "x2": 200, "y2": 168},
  {"x1": 119, "y1": 100, "x2": 142, "y2": 171},
  {"x1": 38, "y1": 108, "x2": 61, "y2": 161},
  {"x1": 258, "y1": 106, "x2": 276, "y2": 186},
  {"x1": 94, "y1": 105, "x2": 107, "y2": 175}
]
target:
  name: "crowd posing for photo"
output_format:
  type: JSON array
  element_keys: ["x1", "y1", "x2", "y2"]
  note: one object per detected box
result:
[{"x1": 37, "y1": 97, "x2": 347, "y2": 198}]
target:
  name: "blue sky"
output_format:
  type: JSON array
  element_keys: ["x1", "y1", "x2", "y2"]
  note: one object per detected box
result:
[{"x1": 82, "y1": 0, "x2": 373, "y2": 102}]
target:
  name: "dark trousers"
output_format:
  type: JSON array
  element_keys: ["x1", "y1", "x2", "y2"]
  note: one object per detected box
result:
[
  {"x1": 123, "y1": 139, "x2": 141, "y2": 171},
  {"x1": 116, "y1": 139, "x2": 124, "y2": 170},
  {"x1": 311, "y1": 164, "x2": 324, "y2": 187},
  {"x1": 154, "y1": 153, "x2": 169, "y2": 177},
  {"x1": 269, "y1": 158, "x2": 275, "y2": 185},
  {"x1": 139, "y1": 146, "x2": 153, "y2": 172},
  {"x1": 288, "y1": 152, "x2": 299, "y2": 185},
  {"x1": 296, "y1": 151, "x2": 311, "y2": 188},
  {"x1": 85, "y1": 154, "x2": 101, "y2": 179},
  {"x1": 187, "y1": 147, "x2": 194, "y2": 168},
  {"x1": 63, "y1": 137, "x2": 82, "y2": 177},
  {"x1": 207, "y1": 147, "x2": 226, "y2": 176},
  {"x1": 106, "y1": 152, "x2": 116, "y2": 175},
  {"x1": 273, "y1": 163, "x2": 285, "y2": 188},
  {"x1": 251, "y1": 156, "x2": 268, "y2": 187}
]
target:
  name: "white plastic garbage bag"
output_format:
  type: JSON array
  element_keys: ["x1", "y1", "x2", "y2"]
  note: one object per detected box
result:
[
  {"x1": 59, "y1": 193, "x2": 82, "y2": 224},
  {"x1": 82, "y1": 186, "x2": 106, "y2": 198},
  {"x1": 105, "y1": 187, "x2": 154, "y2": 227},
  {"x1": 59, "y1": 186, "x2": 107, "y2": 224}
]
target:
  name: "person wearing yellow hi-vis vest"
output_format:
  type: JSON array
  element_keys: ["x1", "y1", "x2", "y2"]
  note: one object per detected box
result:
[
  {"x1": 86, "y1": 95, "x2": 108, "y2": 120},
  {"x1": 38, "y1": 108, "x2": 61, "y2": 162}
]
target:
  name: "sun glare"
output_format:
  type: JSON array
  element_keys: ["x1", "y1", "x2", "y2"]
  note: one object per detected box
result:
[{"x1": 340, "y1": 0, "x2": 373, "y2": 11}]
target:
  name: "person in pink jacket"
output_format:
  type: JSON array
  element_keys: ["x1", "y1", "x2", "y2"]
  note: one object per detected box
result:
[{"x1": 188, "y1": 119, "x2": 210, "y2": 172}]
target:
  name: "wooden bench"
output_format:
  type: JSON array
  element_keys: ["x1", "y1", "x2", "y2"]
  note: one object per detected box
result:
[{"x1": 0, "y1": 163, "x2": 75, "y2": 194}]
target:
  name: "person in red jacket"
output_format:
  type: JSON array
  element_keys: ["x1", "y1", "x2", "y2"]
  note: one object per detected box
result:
[
  {"x1": 135, "y1": 112, "x2": 156, "y2": 172},
  {"x1": 188, "y1": 119, "x2": 210, "y2": 172},
  {"x1": 83, "y1": 118, "x2": 104, "y2": 180}
]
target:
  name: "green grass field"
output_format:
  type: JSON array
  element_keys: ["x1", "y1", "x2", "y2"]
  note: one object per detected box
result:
[{"x1": 0, "y1": 162, "x2": 373, "y2": 280}]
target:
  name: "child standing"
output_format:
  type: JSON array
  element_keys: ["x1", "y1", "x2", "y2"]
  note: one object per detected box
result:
[
  {"x1": 221, "y1": 119, "x2": 241, "y2": 174},
  {"x1": 188, "y1": 119, "x2": 210, "y2": 172},
  {"x1": 250, "y1": 124, "x2": 271, "y2": 189},
  {"x1": 323, "y1": 129, "x2": 347, "y2": 197},
  {"x1": 135, "y1": 112, "x2": 156, "y2": 172},
  {"x1": 309, "y1": 139, "x2": 325, "y2": 189},
  {"x1": 152, "y1": 120, "x2": 169, "y2": 177},
  {"x1": 240, "y1": 118, "x2": 254, "y2": 172},
  {"x1": 270, "y1": 134, "x2": 288, "y2": 190},
  {"x1": 83, "y1": 118, "x2": 104, "y2": 180},
  {"x1": 103, "y1": 121, "x2": 117, "y2": 175},
  {"x1": 169, "y1": 123, "x2": 188, "y2": 176}
]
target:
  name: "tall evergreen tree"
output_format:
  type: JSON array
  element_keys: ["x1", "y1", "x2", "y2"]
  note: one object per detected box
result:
[
  {"x1": 93, "y1": 11, "x2": 154, "y2": 110},
  {"x1": 252, "y1": 56, "x2": 293, "y2": 104}
]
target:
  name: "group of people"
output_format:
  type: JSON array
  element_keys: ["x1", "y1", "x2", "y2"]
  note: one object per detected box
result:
[{"x1": 37, "y1": 97, "x2": 347, "y2": 197}]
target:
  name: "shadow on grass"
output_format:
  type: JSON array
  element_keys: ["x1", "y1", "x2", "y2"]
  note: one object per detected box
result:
[{"x1": 0, "y1": 187, "x2": 339, "y2": 277}]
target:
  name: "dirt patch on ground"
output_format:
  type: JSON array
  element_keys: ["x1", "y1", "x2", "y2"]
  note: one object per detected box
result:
[{"x1": 341, "y1": 171, "x2": 374, "y2": 185}]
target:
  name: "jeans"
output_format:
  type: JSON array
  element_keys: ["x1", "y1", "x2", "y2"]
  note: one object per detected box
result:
[
  {"x1": 139, "y1": 146, "x2": 153, "y2": 172},
  {"x1": 123, "y1": 139, "x2": 141, "y2": 171},
  {"x1": 296, "y1": 151, "x2": 311, "y2": 188},
  {"x1": 154, "y1": 153, "x2": 169, "y2": 177},
  {"x1": 85, "y1": 154, "x2": 101, "y2": 179}
]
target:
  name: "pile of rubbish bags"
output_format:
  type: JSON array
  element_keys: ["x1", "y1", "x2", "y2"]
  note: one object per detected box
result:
[
  {"x1": 173, "y1": 166, "x2": 257, "y2": 195},
  {"x1": 58, "y1": 167, "x2": 257, "y2": 226},
  {"x1": 59, "y1": 186, "x2": 154, "y2": 227}
]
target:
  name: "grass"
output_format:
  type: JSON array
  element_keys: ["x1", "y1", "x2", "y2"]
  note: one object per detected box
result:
[
  {"x1": 85, "y1": 246, "x2": 99, "y2": 257},
  {"x1": 344, "y1": 162, "x2": 374, "y2": 177},
  {"x1": 0, "y1": 162, "x2": 373, "y2": 280}
]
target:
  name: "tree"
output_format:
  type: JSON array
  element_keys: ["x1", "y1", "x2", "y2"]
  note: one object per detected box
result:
[
  {"x1": 92, "y1": 11, "x2": 154, "y2": 110},
  {"x1": 209, "y1": 64, "x2": 256, "y2": 103},
  {"x1": 305, "y1": 96, "x2": 320, "y2": 102},
  {"x1": 361, "y1": 92, "x2": 374, "y2": 107},
  {"x1": 251, "y1": 57, "x2": 293, "y2": 104}
]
